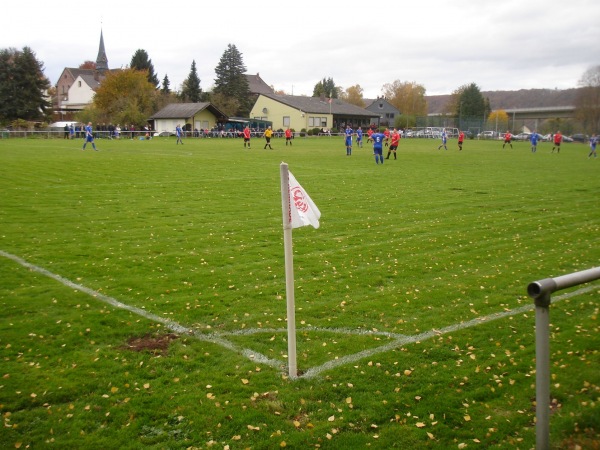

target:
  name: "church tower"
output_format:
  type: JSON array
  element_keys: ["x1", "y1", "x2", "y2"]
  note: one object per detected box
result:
[{"x1": 95, "y1": 29, "x2": 109, "y2": 75}]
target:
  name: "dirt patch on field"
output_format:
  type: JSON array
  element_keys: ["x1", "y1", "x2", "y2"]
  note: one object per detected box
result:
[{"x1": 124, "y1": 333, "x2": 178, "y2": 355}]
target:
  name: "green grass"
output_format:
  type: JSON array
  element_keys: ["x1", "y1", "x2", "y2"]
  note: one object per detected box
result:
[{"x1": 0, "y1": 135, "x2": 598, "y2": 449}]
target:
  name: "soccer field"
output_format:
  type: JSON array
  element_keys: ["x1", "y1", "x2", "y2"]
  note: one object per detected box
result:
[{"x1": 1, "y1": 135, "x2": 598, "y2": 448}]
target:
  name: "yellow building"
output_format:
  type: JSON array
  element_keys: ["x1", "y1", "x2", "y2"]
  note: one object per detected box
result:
[{"x1": 250, "y1": 93, "x2": 377, "y2": 133}]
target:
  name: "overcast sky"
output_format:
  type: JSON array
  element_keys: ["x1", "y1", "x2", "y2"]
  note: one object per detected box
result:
[{"x1": 4, "y1": 0, "x2": 599, "y2": 98}]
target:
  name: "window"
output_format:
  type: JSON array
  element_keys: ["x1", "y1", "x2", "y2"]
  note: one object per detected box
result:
[
  {"x1": 283, "y1": 116, "x2": 290, "y2": 127},
  {"x1": 308, "y1": 117, "x2": 327, "y2": 127},
  {"x1": 78, "y1": 81, "x2": 82, "y2": 87}
]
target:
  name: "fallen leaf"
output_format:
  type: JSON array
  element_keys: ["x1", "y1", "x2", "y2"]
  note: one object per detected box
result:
[{"x1": 416, "y1": 422, "x2": 426, "y2": 428}]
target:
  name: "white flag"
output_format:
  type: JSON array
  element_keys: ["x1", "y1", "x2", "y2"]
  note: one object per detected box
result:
[{"x1": 288, "y1": 171, "x2": 321, "y2": 229}]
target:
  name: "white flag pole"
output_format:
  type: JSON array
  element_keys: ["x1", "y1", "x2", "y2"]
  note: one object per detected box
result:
[{"x1": 280, "y1": 162, "x2": 298, "y2": 378}]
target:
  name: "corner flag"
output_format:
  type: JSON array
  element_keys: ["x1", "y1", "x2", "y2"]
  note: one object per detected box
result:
[{"x1": 279, "y1": 162, "x2": 321, "y2": 378}]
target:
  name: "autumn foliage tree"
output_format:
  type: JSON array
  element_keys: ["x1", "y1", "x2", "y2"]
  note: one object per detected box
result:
[
  {"x1": 86, "y1": 68, "x2": 158, "y2": 126},
  {"x1": 487, "y1": 110, "x2": 509, "y2": 132},
  {"x1": 341, "y1": 85, "x2": 365, "y2": 107},
  {"x1": 381, "y1": 81, "x2": 427, "y2": 117}
]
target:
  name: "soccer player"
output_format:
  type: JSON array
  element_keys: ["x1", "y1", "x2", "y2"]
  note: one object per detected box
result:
[
  {"x1": 344, "y1": 125, "x2": 353, "y2": 156},
  {"x1": 437, "y1": 128, "x2": 448, "y2": 150},
  {"x1": 371, "y1": 129, "x2": 385, "y2": 164},
  {"x1": 588, "y1": 134, "x2": 597, "y2": 158},
  {"x1": 356, "y1": 127, "x2": 363, "y2": 148},
  {"x1": 502, "y1": 130, "x2": 513, "y2": 149},
  {"x1": 285, "y1": 127, "x2": 293, "y2": 146},
  {"x1": 383, "y1": 128, "x2": 390, "y2": 147},
  {"x1": 551, "y1": 130, "x2": 562, "y2": 153},
  {"x1": 367, "y1": 127, "x2": 374, "y2": 143},
  {"x1": 176, "y1": 124, "x2": 184, "y2": 145},
  {"x1": 243, "y1": 125, "x2": 251, "y2": 148},
  {"x1": 529, "y1": 131, "x2": 541, "y2": 153},
  {"x1": 386, "y1": 128, "x2": 401, "y2": 159},
  {"x1": 458, "y1": 130, "x2": 465, "y2": 151},
  {"x1": 82, "y1": 122, "x2": 97, "y2": 151},
  {"x1": 263, "y1": 126, "x2": 273, "y2": 149}
]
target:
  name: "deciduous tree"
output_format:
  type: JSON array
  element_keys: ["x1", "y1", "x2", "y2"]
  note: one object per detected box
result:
[
  {"x1": 575, "y1": 65, "x2": 600, "y2": 133},
  {"x1": 89, "y1": 68, "x2": 157, "y2": 126},
  {"x1": 341, "y1": 85, "x2": 365, "y2": 107},
  {"x1": 381, "y1": 80, "x2": 427, "y2": 116}
]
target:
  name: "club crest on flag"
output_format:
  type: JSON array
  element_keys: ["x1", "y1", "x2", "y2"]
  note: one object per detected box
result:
[{"x1": 291, "y1": 185, "x2": 309, "y2": 213}]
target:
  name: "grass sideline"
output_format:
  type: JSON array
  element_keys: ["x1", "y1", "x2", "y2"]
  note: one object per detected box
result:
[{"x1": 0, "y1": 135, "x2": 598, "y2": 449}]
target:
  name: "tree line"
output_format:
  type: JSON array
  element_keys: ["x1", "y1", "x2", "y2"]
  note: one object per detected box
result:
[{"x1": 0, "y1": 45, "x2": 598, "y2": 134}]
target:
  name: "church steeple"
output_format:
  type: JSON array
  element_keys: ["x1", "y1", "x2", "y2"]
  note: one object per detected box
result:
[{"x1": 95, "y1": 29, "x2": 109, "y2": 74}]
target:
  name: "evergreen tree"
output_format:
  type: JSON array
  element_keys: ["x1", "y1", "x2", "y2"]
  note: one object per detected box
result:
[
  {"x1": 213, "y1": 44, "x2": 251, "y2": 116},
  {"x1": 454, "y1": 83, "x2": 486, "y2": 119},
  {"x1": 0, "y1": 46, "x2": 51, "y2": 123},
  {"x1": 313, "y1": 78, "x2": 338, "y2": 98},
  {"x1": 130, "y1": 49, "x2": 159, "y2": 88},
  {"x1": 181, "y1": 60, "x2": 202, "y2": 102},
  {"x1": 161, "y1": 74, "x2": 170, "y2": 94}
]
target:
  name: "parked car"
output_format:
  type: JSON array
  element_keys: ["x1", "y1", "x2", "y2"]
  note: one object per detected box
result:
[
  {"x1": 571, "y1": 133, "x2": 588, "y2": 143},
  {"x1": 562, "y1": 135, "x2": 574, "y2": 143},
  {"x1": 513, "y1": 132, "x2": 531, "y2": 141},
  {"x1": 154, "y1": 131, "x2": 175, "y2": 137},
  {"x1": 477, "y1": 130, "x2": 496, "y2": 139}
]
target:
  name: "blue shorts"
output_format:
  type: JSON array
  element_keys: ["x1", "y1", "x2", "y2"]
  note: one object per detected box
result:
[
  {"x1": 373, "y1": 147, "x2": 383, "y2": 155},
  {"x1": 345, "y1": 137, "x2": 352, "y2": 146}
]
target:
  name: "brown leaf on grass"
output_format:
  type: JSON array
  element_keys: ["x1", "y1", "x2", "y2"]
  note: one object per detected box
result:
[
  {"x1": 416, "y1": 422, "x2": 426, "y2": 428},
  {"x1": 241, "y1": 378, "x2": 249, "y2": 385}
]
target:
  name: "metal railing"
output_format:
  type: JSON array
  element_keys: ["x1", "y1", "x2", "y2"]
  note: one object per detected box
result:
[{"x1": 527, "y1": 267, "x2": 600, "y2": 450}]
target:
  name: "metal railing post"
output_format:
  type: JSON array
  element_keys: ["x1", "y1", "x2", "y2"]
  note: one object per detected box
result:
[{"x1": 527, "y1": 267, "x2": 600, "y2": 450}]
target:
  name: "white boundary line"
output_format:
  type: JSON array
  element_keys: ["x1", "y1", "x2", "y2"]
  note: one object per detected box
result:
[{"x1": 1, "y1": 250, "x2": 596, "y2": 379}]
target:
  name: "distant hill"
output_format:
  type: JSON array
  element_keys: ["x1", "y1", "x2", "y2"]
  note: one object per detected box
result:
[{"x1": 426, "y1": 88, "x2": 581, "y2": 115}]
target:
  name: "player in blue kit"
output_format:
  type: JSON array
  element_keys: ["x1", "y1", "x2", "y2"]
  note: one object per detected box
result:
[
  {"x1": 344, "y1": 125, "x2": 353, "y2": 156},
  {"x1": 437, "y1": 128, "x2": 448, "y2": 150},
  {"x1": 176, "y1": 124, "x2": 184, "y2": 145},
  {"x1": 371, "y1": 130, "x2": 385, "y2": 164},
  {"x1": 82, "y1": 122, "x2": 97, "y2": 151},
  {"x1": 589, "y1": 134, "x2": 598, "y2": 158},
  {"x1": 356, "y1": 127, "x2": 363, "y2": 148},
  {"x1": 530, "y1": 131, "x2": 541, "y2": 153}
]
